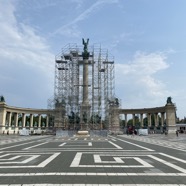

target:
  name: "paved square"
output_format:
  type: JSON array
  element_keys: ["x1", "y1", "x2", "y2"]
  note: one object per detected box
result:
[{"x1": 0, "y1": 135, "x2": 186, "y2": 185}]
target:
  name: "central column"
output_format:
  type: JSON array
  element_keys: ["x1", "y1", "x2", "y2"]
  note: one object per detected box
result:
[
  {"x1": 80, "y1": 38, "x2": 91, "y2": 130},
  {"x1": 82, "y1": 58, "x2": 89, "y2": 105}
]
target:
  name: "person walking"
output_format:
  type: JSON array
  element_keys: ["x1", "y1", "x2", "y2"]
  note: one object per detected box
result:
[{"x1": 176, "y1": 130, "x2": 179, "y2": 137}]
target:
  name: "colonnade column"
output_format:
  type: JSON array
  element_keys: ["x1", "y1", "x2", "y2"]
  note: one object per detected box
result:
[
  {"x1": 22, "y1": 113, "x2": 26, "y2": 128},
  {"x1": 14, "y1": 113, "x2": 18, "y2": 130},
  {"x1": 147, "y1": 113, "x2": 151, "y2": 127},
  {"x1": 125, "y1": 114, "x2": 127, "y2": 127},
  {"x1": 161, "y1": 113, "x2": 165, "y2": 126},
  {"x1": 46, "y1": 115, "x2": 49, "y2": 128},
  {"x1": 140, "y1": 113, "x2": 143, "y2": 128},
  {"x1": 8, "y1": 112, "x2": 12, "y2": 126},
  {"x1": 38, "y1": 114, "x2": 41, "y2": 128},
  {"x1": 132, "y1": 114, "x2": 135, "y2": 126},
  {"x1": 30, "y1": 114, "x2": 33, "y2": 128},
  {"x1": 154, "y1": 113, "x2": 158, "y2": 127},
  {"x1": 0, "y1": 103, "x2": 6, "y2": 132}
]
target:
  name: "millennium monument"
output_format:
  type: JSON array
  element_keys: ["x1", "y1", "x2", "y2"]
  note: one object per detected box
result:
[
  {"x1": 0, "y1": 39, "x2": 177, "y2": 135},
  {"x1": 48, "y1": 38, "x2": 119, "y2": 134}
]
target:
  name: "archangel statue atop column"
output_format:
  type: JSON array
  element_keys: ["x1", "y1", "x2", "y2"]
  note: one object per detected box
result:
[{"x1": 82, "y1": 38, "x2": 89, "y2": 59}]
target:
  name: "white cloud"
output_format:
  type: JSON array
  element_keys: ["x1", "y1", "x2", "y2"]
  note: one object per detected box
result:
[
  {"x1": 0, "y1": 1, "x2": 54, "y2": 108},
  {"x1": 115, "y1": 51, "x2": 170, "y2": 108}
]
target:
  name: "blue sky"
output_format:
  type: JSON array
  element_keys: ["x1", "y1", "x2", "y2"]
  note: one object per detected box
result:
[{"x1": 0, "y1": 0, "x2": 186, "y2": 119}]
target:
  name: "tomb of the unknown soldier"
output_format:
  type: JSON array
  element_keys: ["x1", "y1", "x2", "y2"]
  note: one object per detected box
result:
[{"x1": 0, "y1": 39, "x2": 185, "y2": 186}]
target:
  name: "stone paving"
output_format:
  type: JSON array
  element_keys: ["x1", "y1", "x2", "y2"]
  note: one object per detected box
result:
[{"x1": 0, "y1": 133, "x2": 185, "y2": 185}]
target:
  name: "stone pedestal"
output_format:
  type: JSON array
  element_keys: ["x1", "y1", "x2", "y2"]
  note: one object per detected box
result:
[
  {"x1": 165, "y1": 103, "x2": 176, "y2": 133},
  {"x1": 109, "y1": 105, "x2": 120, "y2": 134},
  {"x1": 75, "y1": 130, "x2": 90, "y2": 137},
  {"x1": 80, "y1": 104, "x2": 91, "y2": 130},
  {"x1": 0, "y1": 102, "x2": 6, "y2": 133}
]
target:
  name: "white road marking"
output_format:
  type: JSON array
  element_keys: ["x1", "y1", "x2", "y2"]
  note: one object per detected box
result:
[
  {"x1": 0, "y1": 154, "x2": 10, "y2": 158},
  {"x1": 19, "y1": 148, "x2": 154, "y2": 152},
  {"x1": 23, "y1": 142, "x2": 49, "y2": 150},
  {"x1": 0, "y1": 184, "x2": 185, "y2": 186},
  {"x1": 0, "y1": 172, "x2": 185, "y2": 177},
  {"x1": 88, "y1": 142, "x2": 92, "y2": 146},
  {"x1": 70, "y1": 152, "x2": 82, "y2": 167},
  {"x1": 0, "y1": 155, "x2": 39, "y2": 164},
  {"x1": 0, "y1": 153, "x2": 60, "y2": 168},
  {"x1": 94, "y1": 155, "x2": 124, "y2": 163},
  {"x1": 111, "y1": 136, "x2": 154, "y2": 151},
  {"x1": 0, "y1": 155, "x2": 21, "y2": 160},
  {"x1": 148, "y1": 155, "x2": 186, "y2": 173},
  {"x1": 71, "y1": 153, "x2": 153, "y2": 167},
  {"x1": 59, "y1": 143, "x2": 66, "y2": 147},
  {"x1": 37, "y1": 152, "x2": 60, "y2": 167},
  {"x1": 108, "y1": 141, "x2": 123, "y2": 149},
  {"x1": 160, "y1": 152, "x2": 186, "y2": 163},
  {"x1": 0, "y1": 140, "x2": 44, "y2": 150}
]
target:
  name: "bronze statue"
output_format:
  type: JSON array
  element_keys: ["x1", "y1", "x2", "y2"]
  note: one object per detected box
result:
[
  {"x1": 0, "y1": 96, "x2": 5, "y2": 102},
  {"x1": 167, "y1": 97, "x2": 172, "y2": 104},
  {"x1": 82, "y1": 38, "x2": 89, "y2": 52},
  {"x1": 82, "y1": 38, "x2": 89, "y2": 59}
]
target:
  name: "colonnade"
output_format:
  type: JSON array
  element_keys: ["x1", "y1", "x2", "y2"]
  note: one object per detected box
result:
[
  {"x1": 0, "y1": 102, "x2": 53, "y2": 133},
  {"x1": 0, "y1": 101, "x2": 177, "y2": 134},
  {"x1": 122, "y1": 112, "x2": 166, "y2": 128},
  {"x1": 119, "y1": 103, "x2": 177, "y2": 132},
  {"x1": 5, "y1": 112, "x2": 49, "y2": 128}
]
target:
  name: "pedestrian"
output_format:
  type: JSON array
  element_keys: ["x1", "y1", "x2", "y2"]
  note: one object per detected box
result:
[{"x1": 176, "y1": 130, "x2": 178, "y2": 137}]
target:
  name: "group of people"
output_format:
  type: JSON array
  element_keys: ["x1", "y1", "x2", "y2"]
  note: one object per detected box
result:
[{"x1": 2, "y1": 130, "x2": 16, "y2": 135}]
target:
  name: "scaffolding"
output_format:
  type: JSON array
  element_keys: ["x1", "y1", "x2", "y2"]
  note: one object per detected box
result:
[{"x1": 48, "y1": 42, "x2": 117, "y2": 130}]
